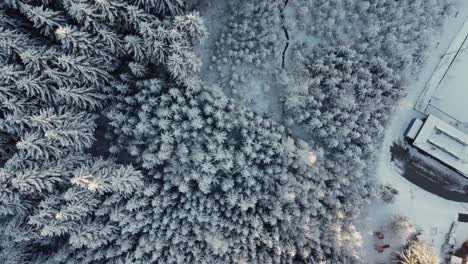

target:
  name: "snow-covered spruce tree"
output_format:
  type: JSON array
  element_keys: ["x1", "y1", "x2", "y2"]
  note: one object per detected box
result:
[
  {"x1": 133, "y1": 0, "x2": 190, "y2": 16},
  {"x1": 0, "y1": 4, "x2": 149, "y2": 263},
  {"x1": 0, "y1": 153, "x2": 144, "y2": 263},
  {"x1": 2, "y1": 0, "x2": 207, "y2": 183},
  {"x1": 0, "y1": 3, "x2": 108, "y2": 259},
  {"x1": 380, "y1": 184, "x2": 399, "y2": 203},
  {"x1": 285, "y1": 46, "x2": 403, "y2": 157},
  {"x1": 391, "y1": 215, "x2": 416, "y2": 243},
  {"x1": 0, "y1": 7, "x2": 110, "y2": 163},
  {"x1": 105, "y1": 77, "x2": 368, "y2": 263},
  {"x1": 1, "y1": 1, "x2": 374, "y2": 263},
  {"x1": 394, "y1": 239, "x2": 439, "y2": 264},
  {"x1": 5, "y1": 0, "x2": 207, "y2": 81}
]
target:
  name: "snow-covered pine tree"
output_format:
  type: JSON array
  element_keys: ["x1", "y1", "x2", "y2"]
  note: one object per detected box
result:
[
  {"x1": 133, "y1": 0, "x2": 189, "y2": 16},
  {"x1": 394, "y1": 239, "x2": 439, "y2": 264},
  {"x1": 391, "y1": 215, "x2": 416, "y2": 243},
  {"x1": 285, "y1": 46, "x2": 403, "y2": 158},
  {"x1": 0, "y1": 153, "x2": 145, "y2": 263},
  {"x1": 104, "y1": 76, "x2": 370, "y2": 263},
  {"x1": 0, "y1": 4, "x2": 145, "y2": 263},
  {"x1": 0, "y1": 0, "x2": 409, "y2": 263},
  {"x1": 5, "y1": 0, "x2": 207, "y2": 81},
  {"x1": 380, "y1": 184, "x2": 399, "y2": 203},
  {"x1": 1, "y1": 0, "x2": 211, "y2": 262},
  {"x1": 0, "y1": 7, "x2": 111, "y2": 160},
  {"x1": 282, "y1": 47, "x2": 403, "y2": 248}
]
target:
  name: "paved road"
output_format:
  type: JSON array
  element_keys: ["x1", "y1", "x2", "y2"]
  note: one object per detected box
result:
[{"x1": 390, "y1": 142, "x2": 468, "y2": 202}]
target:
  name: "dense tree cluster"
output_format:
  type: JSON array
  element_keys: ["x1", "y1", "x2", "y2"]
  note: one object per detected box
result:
[
  {"x1": 209, "y1": 0, "x2": 282, "y2": 89},
  {"x1": 0, "y1": 1, "x2": 203, "y2": 263},
  {"x1": 211, "y1": 1, "x2": 281, "y2": 68},
  {"x1": 0, "y1": 0, "x2": 454, "y2": 263},
  {"x1": 0, "y1": 3, "x2": 147, "y2": 262},
  {"x1": 291, "y1": 0, "x2": 453, "y2": 70},
  {"x1": 285, "y1": 46, "x2": 403, "y2": 157},
  {"x1": 0, "y1": 156, "x2": 145, "y2": 263},
  {"x1": 5, "y1": 0, "x2": 206, "y2": 81},
  {"x1": 107, "y1": 77, "x2": 368, "y2": 263},
  {"x1": 280, "y1": 47, "x2": 404, "y2": 238}
]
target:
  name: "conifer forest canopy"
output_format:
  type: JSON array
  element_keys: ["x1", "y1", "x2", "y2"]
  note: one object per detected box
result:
[{"x1": 0, "y1": 0, "x2": 455, "y2": 263}]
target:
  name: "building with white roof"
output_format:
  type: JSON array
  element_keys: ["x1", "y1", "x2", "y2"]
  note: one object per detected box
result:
[{"x1": 409, "y1": 115, "x2": 468, "y2": 178}]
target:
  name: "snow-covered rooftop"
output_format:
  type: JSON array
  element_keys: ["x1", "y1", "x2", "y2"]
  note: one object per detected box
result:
[
  {"x1": 454, "y1": 221, "x2": 468, "y2": 242},
  {"x1": 413, "y1": 115, "x2": 468, "y2": 178}
]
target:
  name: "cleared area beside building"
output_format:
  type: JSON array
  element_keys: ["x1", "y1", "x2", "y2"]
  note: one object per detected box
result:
[
  {"x1": 416, "y1": 18, "x2": 468, "y2": 120},
  {"x1": 428, "y1": 34, "x2": 468, "y2": 128}
]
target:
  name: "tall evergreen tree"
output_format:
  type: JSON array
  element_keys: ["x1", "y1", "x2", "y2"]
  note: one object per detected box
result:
[
  {"x1": 5, "y1": 0, "x2": 207, "y2": 81},
  {"x1": 0, "y1": 4, "x2": 144, "y2": 263}
]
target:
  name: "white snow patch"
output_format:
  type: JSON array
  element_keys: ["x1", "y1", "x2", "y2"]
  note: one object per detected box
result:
[{"x1": 430, "y1": 36, "x2": 468, "y2": 127}]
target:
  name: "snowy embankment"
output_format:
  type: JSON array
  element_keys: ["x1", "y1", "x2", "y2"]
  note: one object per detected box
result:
[{"x1": 360, "y1": 1, "x2": 468, "y2": 262}]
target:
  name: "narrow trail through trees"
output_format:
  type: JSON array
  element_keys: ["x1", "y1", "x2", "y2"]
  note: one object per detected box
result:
[{"x1": 280, "y1": 0, "x2": 289, "y2": 68}]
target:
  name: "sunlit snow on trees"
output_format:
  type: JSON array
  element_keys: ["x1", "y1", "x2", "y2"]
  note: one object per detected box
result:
[{"x1": 306, "y1": 151, "x2": 318, "y2": 165}]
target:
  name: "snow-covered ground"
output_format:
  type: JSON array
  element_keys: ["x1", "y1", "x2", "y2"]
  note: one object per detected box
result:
[
  {"x1": 416, "y1": 12, "x2": 468, "y2": 133},
  {"x1": 430, "y1": 34, "x2": 468, "y2": 127},
  {"x1": 415, "y1": 18, "x2": 468, "y2": 113},
  {"x1": 360, "y1": 1, "x2": 468, "y2": 262}
]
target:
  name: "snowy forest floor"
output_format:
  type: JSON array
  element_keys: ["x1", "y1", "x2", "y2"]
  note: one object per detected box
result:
[
  {"x1": 194, "y1": 0, "x2": 284, "y2": 118},
  {"x1": 194, "y1": 0, "x2": 317, "y2": 134},
  {"x1": 360, "y1": 2, "x2": 468, "y2": 262}
]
